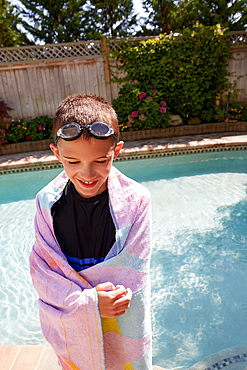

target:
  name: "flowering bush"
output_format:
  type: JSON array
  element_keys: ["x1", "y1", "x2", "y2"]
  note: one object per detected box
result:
[
  {"x1": 5, "y1": 116, "x2": 53, "y2": 144},
  {"x1": 113, "y1": 84, "x2": 170, "y2": 131},
  {"x1": 213, "y1": 102, "x2": 247, "y2": 123},
  {"x1": 0, "y1": 129, "x2": 7, "y2": 146},
  {"x1": 187, "y1": 117, "x2": 201, "y2": 125},
  {"x1": 111, "y1": 25, "x2": 233, "y2": 123},
  {"x1": 227, "y1": 102, "x2": 247, "y2": 121}
]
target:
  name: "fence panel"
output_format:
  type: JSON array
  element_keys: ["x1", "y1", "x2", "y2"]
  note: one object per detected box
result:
[
  {"x1": 0, "y1": 57, "x2": 115, "y2": 120},
  {"x1": 227, "y1": 46, "x2": 247, "y2": 102}
]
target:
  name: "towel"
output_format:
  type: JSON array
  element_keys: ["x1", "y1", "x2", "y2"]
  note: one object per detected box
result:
[{"x1": 30, "y1": 166, "x2": 152, "y2": 370}]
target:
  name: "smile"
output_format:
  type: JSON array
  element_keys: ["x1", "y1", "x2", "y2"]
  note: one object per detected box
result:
[{"x1": 78, "y1": 179, "x2": 98, "y2": 187}]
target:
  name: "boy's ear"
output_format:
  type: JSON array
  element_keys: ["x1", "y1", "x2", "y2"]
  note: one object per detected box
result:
[
  {"x1": 50, "y1": 143, "x2": 61, "y2": 162},
  {"x1": 113, "y1": 141, "x2": 124, "y2": 160}
]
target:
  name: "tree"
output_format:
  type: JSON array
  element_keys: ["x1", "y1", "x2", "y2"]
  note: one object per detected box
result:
[
  {"x1": 85, "y1": 0, "x2": 138, "y2": 39},
  {"x1": 140, "y1": 0, "x2": 247, "y2": 34},
  {"x1": 18, "y1": 0, "x2": 89, "y2": 44},
  {"x1": 191, "y1": 0, "x2": 247, "y2": 31},
  {"x1": 0, "y1": 0, "x2": 30, "y2": 47},
  {"x1": 140, "y1": 0, "x2": 177, "y2": 34}
]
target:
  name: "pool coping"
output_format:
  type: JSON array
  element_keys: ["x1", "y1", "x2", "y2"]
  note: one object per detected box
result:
[
  {"x1": 1, "y1": 131, "x2": 247, "y2": 174},
  {"x1": 188, "y1": 345, "x2": 247, "y2": 370}
]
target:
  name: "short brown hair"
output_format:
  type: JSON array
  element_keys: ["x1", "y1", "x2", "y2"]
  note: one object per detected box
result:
[{"x1": 53, "y1": 94, "x2": 119, "y2": 140}]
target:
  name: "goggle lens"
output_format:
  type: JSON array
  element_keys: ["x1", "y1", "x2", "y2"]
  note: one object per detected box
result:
[
  {"x1": 90, "y1": 122, "x2": 114, "y2": 137},
  {"x1": 59, "y1": 122, "x2": 82, "y2": 139}
]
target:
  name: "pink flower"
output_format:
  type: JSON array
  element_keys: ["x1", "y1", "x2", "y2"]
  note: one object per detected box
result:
[
  {"x1": 131, "y1": 111, "x2": 139, "y2": 117},
  {"x1": 138, "y1": 93, "x2": 147, "y2": 99},
  {"x1": 38, "y1": 125, "x2": 44, "y2": 130},
  {"x1": 160, "y1": 107, "x2": 167, "y2": 113},
  {"x1": 160, "y1": 101, "x2": 167, "y2": 106}
]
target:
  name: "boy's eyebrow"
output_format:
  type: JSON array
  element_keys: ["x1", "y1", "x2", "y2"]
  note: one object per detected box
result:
[
  {"x1": 63, "y1": 156, "x2": 79, "y2": 159},
  {"x1": 63, "y1": 154, "x2": 111, "y2": 160}
]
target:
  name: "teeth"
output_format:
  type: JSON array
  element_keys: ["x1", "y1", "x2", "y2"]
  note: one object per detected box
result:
[{"x1": 82, "y1": 180, "x2": 94, "y2": 184}]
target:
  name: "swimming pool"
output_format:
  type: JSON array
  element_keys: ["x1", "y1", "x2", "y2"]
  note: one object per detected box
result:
[{"x1": 1, "y1": 150, "x2": 247, "y2": 369}]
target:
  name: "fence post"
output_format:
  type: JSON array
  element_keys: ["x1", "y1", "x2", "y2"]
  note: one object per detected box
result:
[{"x1": 101, "y1": 35, "x2": 112, "y2": 103}]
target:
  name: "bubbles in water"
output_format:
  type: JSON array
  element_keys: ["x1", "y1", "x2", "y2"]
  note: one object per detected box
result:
[
  {"x1": 0, "y1": 200, "x2": 46, "y2": 345},
  {"x1": 145, "y1": 172, "x2": 247, "y2": 369}
]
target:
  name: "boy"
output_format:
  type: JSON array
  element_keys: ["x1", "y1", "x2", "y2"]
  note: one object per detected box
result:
[{"x1": 29, "y1": 94, "x2": 152, "y2": 369}]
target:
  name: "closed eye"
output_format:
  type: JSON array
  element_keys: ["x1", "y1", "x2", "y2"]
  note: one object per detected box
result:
[
  {"x1": 95, "y1": 160, "x2": 107, "y2": 164},
  {"x1": 68, "y1": 161, "x2": 80, "y2": 165}
]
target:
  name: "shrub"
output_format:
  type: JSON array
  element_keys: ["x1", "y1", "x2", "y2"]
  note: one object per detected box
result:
[
  {"x1": 227, "y1": 102, "x2": 247, "y2": 121},
  {"x1": 0, "y1": 129, "x2": 7, "y2": 146},
  {"x1": 0, "y1": 100, "x2": 12, "y2": 122},
  {"x1": 113, "y1": 84, "x2": 171, "y2": 131},
  {"x1": 187, "y1": 117, "x2": 201, "y2": 125},
  {"x1": 5, "y1": 116, "x2": 53, "y2": 144},
  {"x1": 111, "y1": 24, "x2": 234, "y2": 124},
  {"x1": 213, "y1": 102, "x2": 247, "y2": 122}
]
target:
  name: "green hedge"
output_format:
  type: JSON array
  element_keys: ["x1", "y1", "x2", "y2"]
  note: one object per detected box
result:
[{"x1": 112, "y1": 25, "x2": 235, "y2": 127}]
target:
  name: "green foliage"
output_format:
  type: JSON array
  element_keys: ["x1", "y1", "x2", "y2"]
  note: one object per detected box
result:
[
  {"x1": 112, "y1": 25, "x2": 233, "y2": 124},
  {"x1": 226, "y1": 102, "x2": 247, "y2": 121},
  {"x1": 85, "y1": 0, "x2": 138, "y2": 39},
  {"x1": 112, "y1": 84, "x2": 170, "y2": 131},
  {"x1": 0, "y1": 129, "x2": 7, "y2": 146},
  {"x1": 139, "y1": 0, "x2": 247, "y2": 35},
  {"x1": 18, "y1": 0, "x2": 138, "y2": 43},
  {"x1": 140, "y1": 0, "x2": 176, "y2": 34},
  {"x1": 5, "y1": 116, "x2": 53, "y2": 144},
  {"x1": 0, "y1": 0, "x2": 30, "y2": 47},
  {"x1": 190, "y1": 0, "x2": 247, "y2": 32},
  {"x1": 187, "y1": 117, "x2": 201, "y2": 125},
  {"x1": 18, "y1": 0, "x2": 88, "y2": 44},
  {"x1": 0, "y1": 99, "x2": 12, "y2": 121}
]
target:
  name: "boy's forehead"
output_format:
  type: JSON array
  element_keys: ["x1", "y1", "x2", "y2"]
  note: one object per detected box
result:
[{"x1": 57, "y1": 136, "x2": 115, "y2": 156}]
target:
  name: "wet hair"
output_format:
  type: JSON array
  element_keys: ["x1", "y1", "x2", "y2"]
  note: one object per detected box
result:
[{"x1": 53, "y1": 94, "x2": 119, "y2": 142}]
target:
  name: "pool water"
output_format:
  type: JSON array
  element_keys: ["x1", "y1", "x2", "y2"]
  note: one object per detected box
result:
[{"x1": 1, "y1": 151, "x2": 247, "y2": 369}]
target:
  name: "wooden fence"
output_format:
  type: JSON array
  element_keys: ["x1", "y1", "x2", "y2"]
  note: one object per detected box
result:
[
  {"x1": 228, "y1": 45, "x2": 247, "y2": 102},
  {"x1": 0, "y1": 33, "x2": 247, "y2": 121}
]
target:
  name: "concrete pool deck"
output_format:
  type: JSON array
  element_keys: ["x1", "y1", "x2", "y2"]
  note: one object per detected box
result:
[
  {"x1": 1, "y1": 131, "x2": 247, "y2": 369},
  {"x1": 1, "y1": 344, "x2": 247, "y2": 370}
]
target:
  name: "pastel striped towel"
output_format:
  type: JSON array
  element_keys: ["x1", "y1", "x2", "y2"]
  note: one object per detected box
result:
[{"x1": 30, "y1": 166, "x2": 152, "y2": 369}]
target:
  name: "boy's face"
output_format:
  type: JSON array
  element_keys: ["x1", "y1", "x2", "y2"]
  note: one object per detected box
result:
[{"x1": 51, "y1": 137, "x2": 123, "y2": 198}]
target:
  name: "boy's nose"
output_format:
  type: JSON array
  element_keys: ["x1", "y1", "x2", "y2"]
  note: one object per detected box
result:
[{"x1": 80, "y1": 165, "x2": 95, "y2": 180}]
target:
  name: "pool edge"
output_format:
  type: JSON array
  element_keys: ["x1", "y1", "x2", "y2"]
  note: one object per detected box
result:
[{"x1": 1, "y1": 132, "x2": 247, "y2": 174}]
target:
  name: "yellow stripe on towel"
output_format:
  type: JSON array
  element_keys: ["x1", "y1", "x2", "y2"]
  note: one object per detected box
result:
[
  {"x1": 101, "y1": 317, "x2": 121, "y2": 335},
  {"x1": 124, "y1": 363, "x2": 134, "y2": 370}
]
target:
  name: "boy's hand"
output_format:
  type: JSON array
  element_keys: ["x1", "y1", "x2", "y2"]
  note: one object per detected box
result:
[{"x1": 96, "y1": 282, "x2": 132, "y2": 318}]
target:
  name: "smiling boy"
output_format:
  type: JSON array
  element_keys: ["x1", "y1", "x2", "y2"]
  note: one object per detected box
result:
[{"x1": 29, "y1": 94, "x2": 152, "y2": 369}]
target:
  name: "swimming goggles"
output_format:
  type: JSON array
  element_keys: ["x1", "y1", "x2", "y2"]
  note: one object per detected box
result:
[{"x1": 55, "y1": 121, "x2": 118, "y2": 144}]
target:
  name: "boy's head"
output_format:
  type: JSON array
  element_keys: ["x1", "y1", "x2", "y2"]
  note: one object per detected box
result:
[
  {"x1": 50, "y1": 94, "x2": 123, "y2": 198},
  {"x1": 52, "y1": 93, "x2": 119, "y2": 143}
]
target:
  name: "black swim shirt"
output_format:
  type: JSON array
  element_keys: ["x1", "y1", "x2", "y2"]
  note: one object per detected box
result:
[{"x1": 51, "y1": 181, "x2": 116, "y2": 271}]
